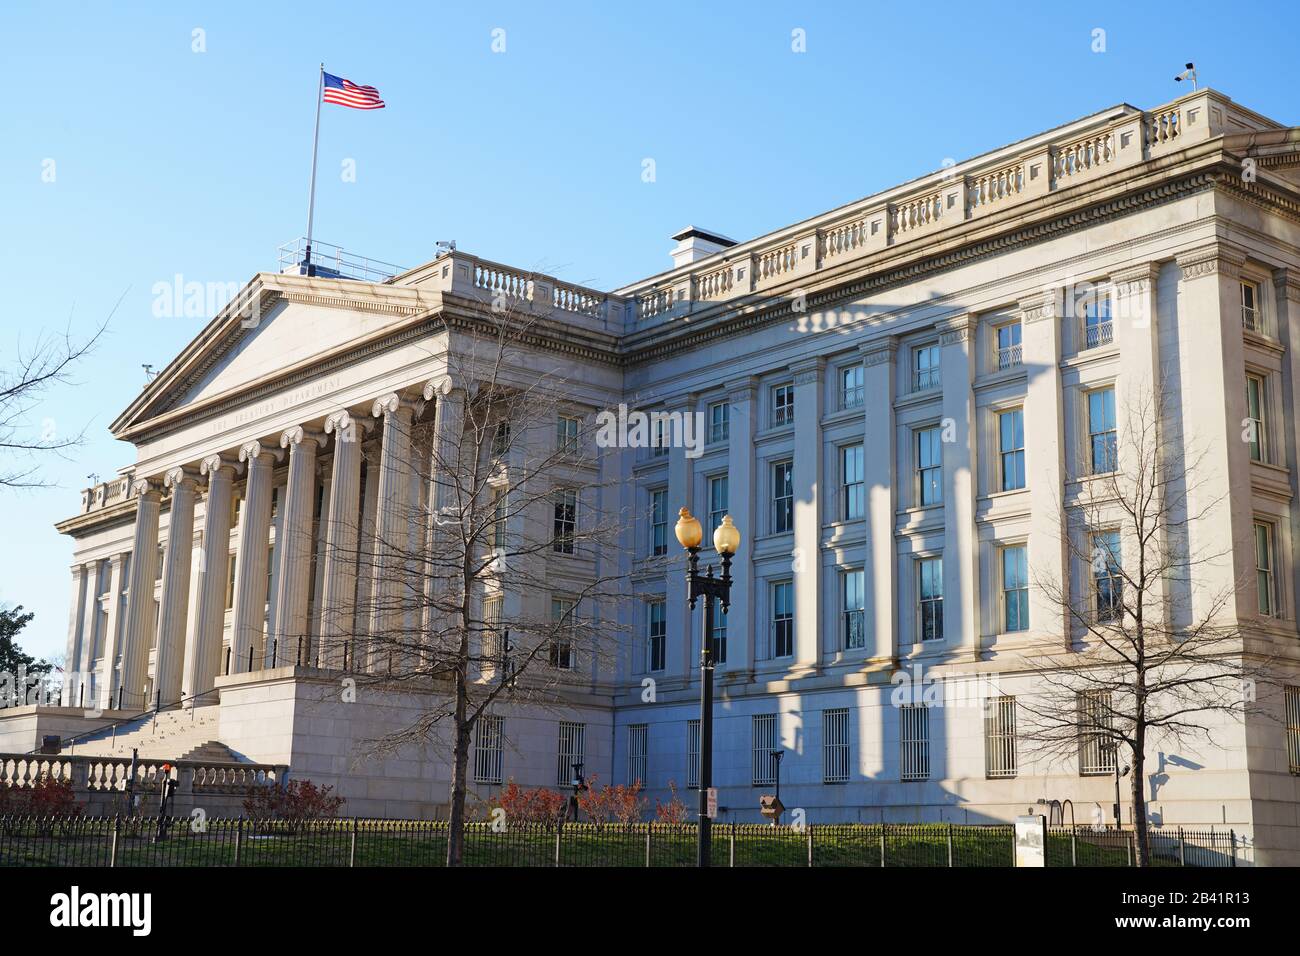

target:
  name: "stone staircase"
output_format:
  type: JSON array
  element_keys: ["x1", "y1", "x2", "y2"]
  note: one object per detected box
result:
[{"x1": 65, "y1": 704, "x2": 240, "y2": 762}]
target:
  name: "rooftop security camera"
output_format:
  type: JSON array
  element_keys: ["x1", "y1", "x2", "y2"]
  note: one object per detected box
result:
[{"x1": 1174, "y1": 62, "x2": 1197, "y2": 90}]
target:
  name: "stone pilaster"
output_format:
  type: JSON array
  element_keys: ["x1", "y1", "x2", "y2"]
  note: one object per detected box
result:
[
  {"x1": 271, "y1": 425, "x2": 323, "y2": 666},
  {"x1": 118, "y1": 478, "x2": 162, "y2": 709},
  {"x1": 154, "y1": 467, "x2": 198, "y2": 706},
  {"x1": 76, "y1": 561, "x2": 100, "y2": 705},
  {"x1": 230, "y1": 440, "x2": 278, "y2": 674},
  {"x1": 937, "y1": 314, "x2": 979, "y2": 659},
  {"x1": 61, "y1": 565, "x2": 89, "y2": 706},
  {"x1": 666, "y1": 394, "x2": 697, "y2": 682},
  {"x1": 422, "y1": 378, "x2": 466, "y2": 660},
  {"x1": 859, "y1": 337, "x2": 897, "y2": 665},
  {"x1": 96, "y1": 553, "x2": 128, "y2": 710},
  {"x1": 723, "y1": 377, "x2": 757, "y2": 679},
  {"x1": 790, "y1": 358, "x2": 823, "y2": 671}
]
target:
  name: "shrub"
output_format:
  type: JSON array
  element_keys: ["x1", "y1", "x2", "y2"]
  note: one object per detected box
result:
[
  {"x1": 576, "y1": 775, "x2": 646, "y2": 825},
  {"x1": 490, "y1": 779, "x2": 567, "y2": 825},
  {"x1": 243, "y1": 779, "x2": 344, "y2": 833},
  {"x1": 0, "y1": 775, "x2": 81, "y2": 817},
  {"x1": 655, "y1": 780, "x2": 689, "y2": 825}
]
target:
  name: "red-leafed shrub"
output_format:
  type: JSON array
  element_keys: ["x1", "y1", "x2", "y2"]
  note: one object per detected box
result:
[
  {"x1": 654, "y1": 779, "x2": 689, "y2": 825},
  {"x1": 243, "y1": 779, "x2": 345, "y2": 833},
  {"x1": 490, "y1": 779, "x2": 567, "y2": 825},
  {"x1": 0, "y1": 776, "x2": 81, "y2": 817},
  {"x1": 576, "y1": 775, "x2": 647, "y2": 825}
]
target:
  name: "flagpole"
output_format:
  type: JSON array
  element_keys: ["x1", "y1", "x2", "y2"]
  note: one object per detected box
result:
[{"x1": 304, "y1": 63, "x2": 324, "y2": 277}]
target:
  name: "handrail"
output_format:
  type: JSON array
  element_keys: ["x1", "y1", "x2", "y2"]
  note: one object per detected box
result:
[{"x1": 28, "y1": 686, "x2": 217, "y2": 756}]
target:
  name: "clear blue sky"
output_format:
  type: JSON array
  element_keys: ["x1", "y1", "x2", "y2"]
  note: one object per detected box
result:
[{"x1": 1, "y1": 0, "x2": 1296, "y2": 659}]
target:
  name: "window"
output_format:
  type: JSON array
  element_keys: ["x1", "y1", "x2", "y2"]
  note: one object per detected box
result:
[
  {"x1": 1077, "y1": 691, "x2": 1115, "y2": 777},
  {"x1": 841, "y1": 444, "x2": 865, "y2": 521},
  {"x1": 823, "y1": 709, "x2": 850, "y2": 784},
  {"x1": 900, "y1": 705, "x2": 930, "y2": 781},
  {"x1": 1246, "y1": 374, "x2": 1269, "y2": 464},
  {"x1": 841, "y1": 365, "x2": 864, "y2": 409},
  {"x1": 771, "y1": 580, "x2": 794, "y2": 659},
  {"x1": 490, "y1": 421, "x2": 511, "y2": 458},
  {"x1": 491, "y1": 487, "x2": 508, "y2": 550},
  {"x1": 707, "y1": 476, "x2": 728, "y2": 536},
  {"x1": 225, "y1": 553, "x2": 236, "y2": 610},
  {"x1": 998, "y1": 408, "x2": 1025, "y2": 491},
  {"x1": 752, "y1": 714, "x2": 778, "y2": 786},
  {"x1": 1286, "y1": 686, "x2": 1300, "y2": 776},
  {"x1": 913, "y1": 344, "x2": 940, "y2": 391},
  {"x1": 1092, "y1": 531, "x2": 1122, "y2": 623},
  {"x1": 1002, "y1": 546, "x2": 1029, "y2": 633},
  {"x1": 474, "y1": 714, "x2": 505, "y2": 785},
  {"x1": 552, "y1": 488, "x2": 576, "y2": 554},
  {"x1": 687, "y1": 719, "x2": 701, "y2": 789},
  {"x1": 556, "y1": 720, "x2": 585, "y2": 787},
  {"x1": 482, "y1": 594, "x2": 503, "y2": 665},
  {"x1": 771, "y1": 384, "x2": 795, "y2": 426},
  {"x1": 916, "y1": 426, "x2": 942, "y2": 506},
  {"x1": 984, "y1": 696, "x2": 1018, "y2": 778},
  {"x1": 996, "y1": 322, "x2": 1023, "y2": 369},
  {"x1": 842, "y1": 569, "x2": 865, "y2": 650},
  {"x1": 1087, "y1": 388, "x2": 1117, "y2": 474},
  {"x1": 652, "y1": 414, "x2": 669, "y2": 457},
  {"x1": 708, "y1": 598, "x2": 728, "y2": 665},
  {"x1": 1082, "y1": 294, "x2": 1113, "y2": 349},
  {"x1": 647, "y1": 600, "x2": 666, "y2": 672},
  {"x1": 1255, "y1": 521, "x2": 1277, "y2": 617},
  {"x1": 649, "y1": 489, "x2": 667, "y2": 556},
  {"x1": 556, "y1": 414, "x2": 580, "y2": 453},
  {"x1": 772, "y1": 461, "x2": 794, "y2": 533},
  {"x1": 708, "y1": 401, "x2": 729, "y2": 443},
  {"x1": 918, "y1": 557, "x2": 944, "y2": 642},
  {"x1": 628, "y1": 724, "x2": 648, "y2": 785},
  {"x1": 1241, "y1": 280, "x2": 1261, "y2": 333},
  {"x1": 550, "y1": 597, "x2": 574, "y2": 669}
]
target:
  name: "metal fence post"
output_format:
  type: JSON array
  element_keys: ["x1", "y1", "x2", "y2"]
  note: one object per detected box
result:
[
  {"x1": 1125, "y1": 830, "x2": 1133, "y2": 866},
  {"x1": 879, "y1": 823, "x2": 886, "y2": 867},
  {"x1": 1070, "y1": 825, "x2": 1077, "y2": 867},
  {"x1": 807, "y1": 826, "x2": 813, "y2": 868},
  {"x1": 109, "y1": 816, "x2": 120, "y2": 868},
  {"x1": 1230, "y1": 830, "x2": 1237, "y2": 867},
  {"x1": 349, "y1": 818, "x2": 358, "y2": 867},
  {"x1": 1178, "y1": 827, "x2": 1186, "y2": 866},
  {"x1": 554, "y1": 822, "x2": 562, "y2": 867},
  {"x1": 645, "y1": 827, "x2": 651, "y2": 867},
  {"x1": 947, "y1": 823, "x2": 954, "y2": 867},
  {"x1": 234, "y1": 818, "x2": 243, "y2": 866},
  {"x1": 730, "y1": 823, "x2": 736, "y2": 868}
]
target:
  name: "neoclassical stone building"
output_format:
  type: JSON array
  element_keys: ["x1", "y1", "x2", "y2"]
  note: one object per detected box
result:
[{"x1": 7, "y1": 87, "x2": 1300, "y2": 862}]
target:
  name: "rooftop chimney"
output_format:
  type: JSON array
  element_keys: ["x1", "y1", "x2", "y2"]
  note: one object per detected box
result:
[{"x1": 670, "y1": 226, "x2": 737, "y2": 268}]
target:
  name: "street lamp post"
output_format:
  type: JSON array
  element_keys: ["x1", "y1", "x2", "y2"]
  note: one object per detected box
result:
[{"x1": 675, "y1": 507, "x2": 741, "y2": 869}]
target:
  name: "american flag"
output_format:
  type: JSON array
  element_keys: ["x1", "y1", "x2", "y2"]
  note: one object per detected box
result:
[{"x1": 322, "y1": 72, "x2": 385, "y2": 110}]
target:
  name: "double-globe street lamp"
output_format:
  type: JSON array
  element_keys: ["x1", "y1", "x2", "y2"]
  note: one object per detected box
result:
[{"x1": 674, "y1": 506, "x2": 741, "y2": 869}]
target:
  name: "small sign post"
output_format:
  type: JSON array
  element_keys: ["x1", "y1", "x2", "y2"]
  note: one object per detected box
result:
[{"x1": 705, "y1": 787, "x2": 718, "y2": 819}]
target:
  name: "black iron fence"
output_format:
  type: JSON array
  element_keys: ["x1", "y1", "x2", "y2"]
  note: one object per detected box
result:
[{"x1": 0, "y1": 816, "x2": 1240, "y2": 867}]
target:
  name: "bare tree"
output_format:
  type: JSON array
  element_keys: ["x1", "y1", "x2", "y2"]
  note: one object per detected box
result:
[
  {"x1": 0, "y1": 315, "x2": 108, "y2": 488},
  {"x1": 300, "y1": 296, "x2": 637, "y2": 865},
  {"x1": 1020, "y1": 384, "x2": 1277, "y2": 866}
]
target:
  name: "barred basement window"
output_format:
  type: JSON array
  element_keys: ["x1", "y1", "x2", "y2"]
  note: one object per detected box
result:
[
  {"x1": 1286, "y1": 686, "x2": 1300, "y2": 776},
  {"x1": 556, "y1": 720, "x2": 585, "y2": 787},
  {"x1": 1077, "y1": 690, "x2": 1115, "y2": 776},
  {"x1": 687, "y1": 719, "x2": 701, "y2": 789},
  {"x1": 628, "y1": 724, "x2": 648, "y2": 786},
  {"x1": 984, "y1": 696, "x2": 1018, "y2": 778},
  {"x1": 823, "y1": 709, "x2": 850, "y2": 784},
  {"x1": 900, "y1": 704, "x2": 930, "y2": 781},
  {"x1": 753, "y1": 713, "x2": 778, "y2": 786},
  {"x1": 474, "y1": 714, "x2": 504, "y2": 785}
]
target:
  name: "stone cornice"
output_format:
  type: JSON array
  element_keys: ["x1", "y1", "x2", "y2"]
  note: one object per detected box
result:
[{"x1": 1273, "y1": 269, "x2": 1300, "y2": 304}]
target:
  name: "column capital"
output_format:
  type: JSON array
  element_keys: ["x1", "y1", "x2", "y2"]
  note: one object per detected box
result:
[
  {"x1": 131, "y1": 477, "x2": 162, "y2": 501},
  {"x1": 1110, "y1": 261, "x2": 1161, "y2": 295},
  {"x1": 163, "y1": 467, "x2": 199, "y2": 493},
  {"x1": 371, "y1": 391, "x2": 423, "y2": 420},
  {"x1": 199, "y1": 453, "x2": 241, "y2": 480},
  {"x1": 1017, "y1": 289, "x2": 1060, "y2": 324},
  {"x1": 422, "y1": 375, "x2": 465, "y2": 401},
  {"x1": 1273, "y1": 268, "x2": 1300, "y2": 304},
  {"x1": 280, "y1": 425, "x2": 326, "y2": 450},
  {"x1": 789, "y1": 356, "x2": 824, "y2": 384},
  {"x1": 238, "y1": 439, "x2": 283, "y2": 465},
  {"x1": 936, "y1": 312, "x2": 976, "y2": 346},
  {"x1": 324, "y1": 409, "x2": 372, "y2": 444},
  {"x1": 724, "y1": 376, "x2": 758, "y2": 403},
  {"x1": 858, "y1": 335, "x2": 897, "y2": 366},
  {"x1": 1176, "y1": 243, "x2": 1247, "y2": 282}
]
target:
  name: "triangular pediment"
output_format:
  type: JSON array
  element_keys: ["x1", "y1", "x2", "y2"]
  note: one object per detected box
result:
[{"x1": 112, "y1": 272, "x2": 439, "y2": 439}]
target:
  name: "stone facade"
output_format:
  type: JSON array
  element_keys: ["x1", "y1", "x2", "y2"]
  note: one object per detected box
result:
[{"x1": 8, "y1": 88, "x2": 1300, "y2": 862}]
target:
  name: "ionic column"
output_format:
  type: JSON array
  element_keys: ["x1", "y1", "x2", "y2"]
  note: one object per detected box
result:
[
  {"x1": 1020, "y1": 292, "x2": 1069, "y2": 645},
  {"x1": 790, "y1": 358, "x2": 823, "y2": 671},
  {"x1": 271, "y1": 426, "x2": 323, "y2": 667},
  {"x1": 76, "y1": 561, "x2": 100, "y2": 705},
  {"x1": 368, "y1": 393, "x2": 418, "y2": 669},
  {"x1": 318, "y1": 411, "x2": 366, "y2": 666},
  {"x1": 421, "y1": 378, "x2": 465, "y2": 657},
  {"x1": 118, "y1": 478, "x2": 163, "y2": 710},
  {"x1": 96, "y1": 553, "x2": 127, "y2": 710},
  {"x1": 860, "y1": 337, "x2": 897, "y2": 666},
  {"x1": 182, "y1": 454, "x2": 238, "y2": 702},
  {"x1": 230, "y1": 440, "x2": 278, "y2": 674},
  {"x1": 154, "y1": 467, "x2": 198, "y2": 707},
  {"x1": 937, "y1": 314, "x2": 979, "y2": 660},
  {"x1": 61, "y1": 565, "x2": 90, "y2": 705}
]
